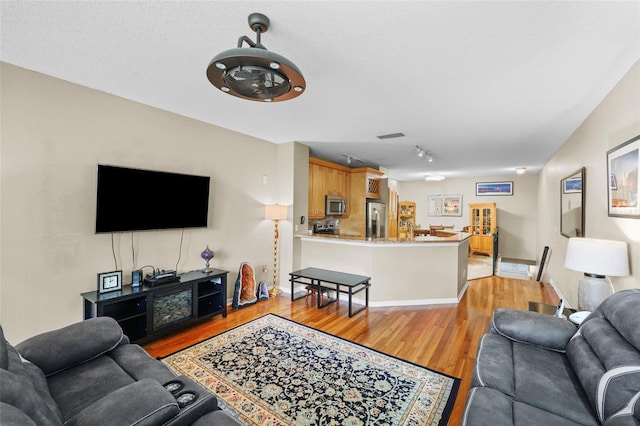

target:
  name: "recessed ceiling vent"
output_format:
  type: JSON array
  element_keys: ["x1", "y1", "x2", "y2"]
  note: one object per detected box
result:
[{"x1": 377, "y1": 132, "x2": 405, "y2": 140}]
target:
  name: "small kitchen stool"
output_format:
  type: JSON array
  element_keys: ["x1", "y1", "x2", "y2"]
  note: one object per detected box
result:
[{"x1": 305, "y1": 285, "x2": 332, "y2": 304}]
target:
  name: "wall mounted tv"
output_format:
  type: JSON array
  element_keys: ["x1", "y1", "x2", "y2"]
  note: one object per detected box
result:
[{"x1": 96, "y1": 164, "x2": 210, "y2": 233}]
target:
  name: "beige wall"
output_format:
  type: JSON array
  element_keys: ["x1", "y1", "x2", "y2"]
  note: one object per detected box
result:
[
  {"x1": 398, "y1": 174, "x2": 539, "y2": 261},
  {"x1": 0, "y1": 63, "x2": 291, "y2": 342},
  {"x1": 537, "y1": 60, "x2": 640, "y2": 307}
]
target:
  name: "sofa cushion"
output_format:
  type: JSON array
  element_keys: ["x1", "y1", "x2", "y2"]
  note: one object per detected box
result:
[
  {"x1": 16, "y1": 317, "x2": 125, "y2": 376},
  {"x1": 583, "y1": 289, "x2": 640, "y2": 350},
  {"x1": 491, "y1": 308, "x2": 577, "y2": 352},
  {"x1": 474, "y1": 333, "x2": 599, "y2": 425},
  {"x1": 0, "y1": 402, "x2": 38, "y2": 426},
  {"x1": 65, "y1": 379, "x2": 179, "y2": 426},
  {"x1": 108, "y1": 344, "x2": 175, "y2": 383},
  {"x1": 462, "y1": 387, "x2": 586, "y2": 426},
  {"x1": 46, "y1": 354, "x2": 138, "y2": 421}
]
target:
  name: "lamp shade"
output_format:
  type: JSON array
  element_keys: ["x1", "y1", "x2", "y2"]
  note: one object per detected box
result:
[
  {"x1": 564, "y1": 238, "x2": 629, "y2": 277},
  {"x1": 265, "y1": 204, "x2": 287, "y2": 221}
]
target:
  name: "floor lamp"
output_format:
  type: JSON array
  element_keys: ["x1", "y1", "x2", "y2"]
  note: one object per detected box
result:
[
  {"x1": 265, "y1": 204, "x2": 288, "y2": 296},
  {"x1": 564, "y1": 237, "x2": 629, "y2": 311}
]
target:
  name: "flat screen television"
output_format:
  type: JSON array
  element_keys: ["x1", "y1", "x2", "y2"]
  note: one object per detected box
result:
[{"x1": 95, "y1": 164, "x2": 210, "y2": 233}]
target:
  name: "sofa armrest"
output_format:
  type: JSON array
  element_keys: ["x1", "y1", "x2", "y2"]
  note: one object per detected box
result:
[
  {"x1": 66, "y1": 379, "x2": 179, "y2": 426},
  {"x1": 15, "y1": 317, "x2": 126, "y2": 376},
  {"x1": 491, "y1": 308, "x2": 577, "y2": 352}
]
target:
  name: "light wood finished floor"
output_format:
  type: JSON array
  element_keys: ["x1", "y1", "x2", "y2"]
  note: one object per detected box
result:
[{"x1": 143, "y1": 276, "x2": 559, "y2": 425}]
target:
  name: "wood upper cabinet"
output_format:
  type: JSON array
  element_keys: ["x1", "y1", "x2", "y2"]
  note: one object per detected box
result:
[
  {"x1": 308, "y1": 158, "x2": 351, "y2": 220},
  {"x1": 366, "y1": 174, "x2": 382, "y2": 199},
  {"x1": 324, "y1": 167, "x2": 350, "y2": 198},
  {"x1": 469, "y1": 203, "x2": 497, "y2": 257},
  {"x1": 308, "y1": 162, "x2": 326, "y2": 219}
]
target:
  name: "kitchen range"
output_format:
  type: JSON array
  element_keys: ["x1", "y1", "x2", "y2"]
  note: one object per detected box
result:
[{"x1": 312, "y1": 219, "x2": 340, "y2": 235}]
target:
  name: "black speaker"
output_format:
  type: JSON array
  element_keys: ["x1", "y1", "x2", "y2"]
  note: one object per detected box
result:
[{"x1": 132, "y1": 270, "x2": 142, "y2": 287}]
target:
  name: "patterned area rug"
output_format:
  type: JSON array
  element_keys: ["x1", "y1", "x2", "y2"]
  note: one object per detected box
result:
[{"x1": 162, "y1": 314, "x2": 459, "y2": 425}]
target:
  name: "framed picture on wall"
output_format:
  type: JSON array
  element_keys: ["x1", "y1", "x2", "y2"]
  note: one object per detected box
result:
[
  {"x1": 428, "y1": 194, "x2": 462, "y2": 216},
  {"x1": 607, "y1": 134, "x2": 639, "y2": 218},
  {"x1": 476, "y1": 181, "x2": 513, "y2": 196}
]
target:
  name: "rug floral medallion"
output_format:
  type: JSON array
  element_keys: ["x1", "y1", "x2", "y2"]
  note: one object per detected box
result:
[{"x1": 162, "y1": 314, "x2": 459, "y2": 426}]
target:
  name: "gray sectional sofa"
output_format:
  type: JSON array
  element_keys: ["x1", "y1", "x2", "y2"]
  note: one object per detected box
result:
[
  {"x1": 462, "y1": 289, "x2": 640, "y2": 425},
  {"x1": 0, "y1": 316, "x2": 240, "y2": 426}
]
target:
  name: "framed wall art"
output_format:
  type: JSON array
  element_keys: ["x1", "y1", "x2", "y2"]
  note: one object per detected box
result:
[
  {"x1": 476, "y1": 181, "x2": 513, "y2": 196},
  {"x1": 428, "y1": 194, "x2": 462, "y2": 216},
  {"x1": 607, "y1": 134, "x2": 639, "y2": 218}
]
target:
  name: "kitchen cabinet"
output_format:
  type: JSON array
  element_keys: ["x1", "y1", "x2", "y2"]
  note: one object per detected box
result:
[
  {"x1": 398, "y1": 201, "x2": 416, "y2": 239},
  {"x1": 387, "y1": 187, "x2": 398, "y2": 238},
  {"x1": 308, "y1": 158, "x2": 351, "y2": 219},
  {"x1": 309, "y1": 162, "x2": 325, "y2": 219},
  {"x1": 366, "y1": 173, "x2": 382, "y2": 199},
  {"x1": 339, "y1": 168, "x2": 384, "y2": 236},
  {"x1": 469, "y1": 203, "x2": 497, "y2": 257}
]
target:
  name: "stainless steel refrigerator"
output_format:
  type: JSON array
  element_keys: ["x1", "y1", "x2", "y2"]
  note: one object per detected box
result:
[{"x1": 366, "y1": 201, "x2": 386, "y2": 239}]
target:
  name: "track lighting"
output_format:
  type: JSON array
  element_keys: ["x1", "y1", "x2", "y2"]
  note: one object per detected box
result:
[
  {"x1": 415, "y1": 146, "x2": 432, "y2": 161},
  {"x1": 340, "y1": 153, "x2": 365, "y2": 165}
]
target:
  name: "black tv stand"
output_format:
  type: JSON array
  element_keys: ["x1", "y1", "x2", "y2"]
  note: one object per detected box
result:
[{"x1": 81, "y1": 269, "x2": 228, "y2": 343}]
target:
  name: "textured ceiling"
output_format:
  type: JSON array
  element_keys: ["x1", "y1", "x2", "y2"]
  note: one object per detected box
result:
[{"x1": 1, "y1": 1, "x2": 639, "y2": 181}]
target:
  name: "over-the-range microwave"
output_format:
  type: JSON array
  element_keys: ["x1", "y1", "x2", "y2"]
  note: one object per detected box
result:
[{"x1": 325, "y1": 195, "x2": 346, "y2": 216}]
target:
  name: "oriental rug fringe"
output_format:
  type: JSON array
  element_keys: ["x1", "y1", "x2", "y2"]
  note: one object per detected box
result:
[{"x1": 162, "y1": 314, "x2": 459, "y2": 425}]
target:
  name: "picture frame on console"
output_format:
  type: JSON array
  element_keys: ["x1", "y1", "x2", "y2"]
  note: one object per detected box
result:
[
  {"x1": 97, "y1": 270, "x2": 123, "y2": 294},
  {"x1": 607, "y1": 134, "x2": 639, "y2": 218}
]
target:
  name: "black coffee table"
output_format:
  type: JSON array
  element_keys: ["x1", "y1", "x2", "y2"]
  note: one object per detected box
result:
[{"x1": 289, "y1": 267, "x2": 371, "y2": 317}]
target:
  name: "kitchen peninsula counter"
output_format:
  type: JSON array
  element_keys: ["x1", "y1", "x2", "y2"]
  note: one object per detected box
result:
[
  {"x1": 300, "y1": 231, "x2": 470, "y2": 244},
  {"x1": 295, "y1": 232, "x2": 470, "y2": 306}
]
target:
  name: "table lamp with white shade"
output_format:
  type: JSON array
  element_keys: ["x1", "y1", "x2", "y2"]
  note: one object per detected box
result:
[{"x1": 564, "y1": 237, "x2": 630, "y2": 311}]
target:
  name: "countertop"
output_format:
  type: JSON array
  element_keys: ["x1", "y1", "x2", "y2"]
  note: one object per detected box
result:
[{"x1": 297, "y1": 231, "x2": 470, "y2": 244}]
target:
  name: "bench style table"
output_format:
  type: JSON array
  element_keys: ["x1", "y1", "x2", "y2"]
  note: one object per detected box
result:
[{"x1": 289, "y1": 267, "x2": 371, "y2": 317}]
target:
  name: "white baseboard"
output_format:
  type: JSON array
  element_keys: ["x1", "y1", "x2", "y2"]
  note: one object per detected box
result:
[
  {"x1": 549, "y1": 278, "x2": 572, "y2": 309},
  {"x1": 458, "y1": 281, "x2": 469, "y2": 300},
  {"x1": 369, "y1": 298, "x2": 459, "y2": 307}
]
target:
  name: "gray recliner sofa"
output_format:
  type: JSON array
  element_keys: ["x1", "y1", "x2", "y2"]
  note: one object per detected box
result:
[
  {"x1": 463, "y1": 289, "x2": 640, "y2": 425},
  {"x1": 0, "y1": 316, "x2": 240, "y2": 426}
]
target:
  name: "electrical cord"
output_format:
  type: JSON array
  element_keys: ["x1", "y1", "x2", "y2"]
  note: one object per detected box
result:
[
  {"x1": 111, "y1": 233, "x2": 118, "y2": 270},
  {"x1": 131, "y1": 232, "x2": 135, "y2": 270},
  {"x1": 175, "y1": 229, "x2": 184, "y2": 272}
]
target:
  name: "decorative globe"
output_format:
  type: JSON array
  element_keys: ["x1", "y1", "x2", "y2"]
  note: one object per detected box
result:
[{"x1": 201, "y1": 246, "x2": 215, "y2": 272}]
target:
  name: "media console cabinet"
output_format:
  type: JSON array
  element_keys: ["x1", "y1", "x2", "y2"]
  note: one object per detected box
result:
[{"x1": 81, "y1": 269, "x2": 228, "y2": 343}]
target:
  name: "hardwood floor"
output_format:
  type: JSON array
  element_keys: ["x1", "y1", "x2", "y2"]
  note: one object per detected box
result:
[{"x1": 143, "y1": 276, "x2": 559, "y2": 425}]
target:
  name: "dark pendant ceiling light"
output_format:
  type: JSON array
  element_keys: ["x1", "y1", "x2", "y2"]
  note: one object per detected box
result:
[{"x1": 206, "y1": 13, "x2": 305, "y2": 102}]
